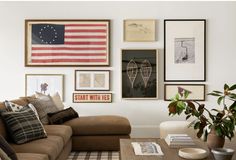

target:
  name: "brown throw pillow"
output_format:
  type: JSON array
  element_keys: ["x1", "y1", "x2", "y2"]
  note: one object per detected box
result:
[
  {"x1": 0, "y1": 135, "x2": 18, "y2": 160},
  {"x1": 29, "y1": 95, "x2": 59, "y2": 124},
  {"x1": 47, "y1": 107, "x2": 79, "y2": 124}
]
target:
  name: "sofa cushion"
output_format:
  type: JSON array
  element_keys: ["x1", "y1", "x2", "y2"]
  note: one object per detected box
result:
[
  {"x1": 0, "y1": 108, "x2": 47, "y2": 144},
  {"x1": 43, "y1": 125, "x2": 72, "y2": 145},
  {"x1": 17, "y1": 153, "x2": 49, "y2": 160},
  {"x1": 64, "y1": 116, "x2": 131, "y2": 135},
  {"x1": 47, "y1": 107, "x2": 78, "y2": 124},
  {"x1": 0, "y1": 135, "x2": 18, "y2": 160},
  {"x1": 11, "y1": 135, "x2": 63, "y2": 160}
]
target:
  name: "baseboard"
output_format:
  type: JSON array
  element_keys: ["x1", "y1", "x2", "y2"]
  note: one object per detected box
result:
[{"x1": 130, "y1": 125, "x2": 160, "y2": 138}]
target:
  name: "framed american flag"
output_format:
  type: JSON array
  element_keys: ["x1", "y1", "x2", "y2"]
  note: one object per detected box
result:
[{"x1": 25, "y1": 19, "x2": 110, "y2": 66}]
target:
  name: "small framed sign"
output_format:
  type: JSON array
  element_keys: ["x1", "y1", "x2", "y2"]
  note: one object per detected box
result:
[
  {"x1": 164, "y1": 84, "x2": 205, "y2": 101},
  {"x1": 73, "y1": 93, "x2": 112, "y2": 103}
]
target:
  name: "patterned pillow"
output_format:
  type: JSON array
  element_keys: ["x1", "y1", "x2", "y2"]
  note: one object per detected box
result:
[
  {"x1": 29, "y1": 95, "x2": 59, "y2": 124},
  {"x1": 0, "y1": 135, "x2": 17, "y2": 160},
  {"x1": 35, "y1": 92, "x2": 65, "y2": 110},
  {"x1": 0, "y1": 108, "x2": 47, "y2": 144},
  {"x1": 4, "y1": 101, "x2": 39, "y2": 119},
  {"x1": 4, "y1": 100, "x2": 24, "y2": 112},
  {"x1": 0, "y1": 148, "x2": 11, "y2": 160},
  {"x1": 47, "y1": 107, "x2": 79, "y2": 124}
]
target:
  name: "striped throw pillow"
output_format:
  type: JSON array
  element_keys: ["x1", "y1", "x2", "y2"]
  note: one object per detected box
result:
[{"x1": 0, "y1": 108, "x2": 47, "y2": 144}]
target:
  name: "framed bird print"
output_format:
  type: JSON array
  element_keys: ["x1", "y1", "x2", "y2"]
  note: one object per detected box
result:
[
  {"x1": 164, "y1": 84, "x2": 205, "y2": 101},
  {"x1": 25, "y1": 19, "x2": 110, "y2": 67},
  {"x1": 121, "y1": 49, "x2": 158, "y2": 99}
]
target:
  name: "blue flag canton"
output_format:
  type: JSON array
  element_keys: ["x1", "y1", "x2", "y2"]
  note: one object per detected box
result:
[{"x1": 32, "y1": 24, "x2": 65, "y2": 44}]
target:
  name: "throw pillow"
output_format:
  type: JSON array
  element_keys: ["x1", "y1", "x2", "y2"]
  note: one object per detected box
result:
[
  {"x1": 47, "y1": 107, "x2": 79, "y2": 124},
  {"x1": 0, "y1": 108, "x2": 47, "y2": 144},
  {"x1": 51, "y1": 92, "x2": 64, "y2": 110},
  {"x1": 0, "y1": 135, "x2": 18, "y2": 160},
  {"x1": 4, "y1": 100, "x2": 24, "y2": 112},
  {"x1": 29, "y1": 95, "x2": 59, "y2": 124},
  {"x1": 4, "y1": 101, "x2": 40, "y2": 120},
  {"x1": 35, "y1": 92, "x2": 64, "y2": 110},
  {"x1": 0, "y1": 148, "x2": 11, "y2": 160}
]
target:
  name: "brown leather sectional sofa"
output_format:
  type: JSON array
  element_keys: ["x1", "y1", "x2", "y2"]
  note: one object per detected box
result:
[{"x1": 0, "y1": 98, "x2": 131, "y2": 160}]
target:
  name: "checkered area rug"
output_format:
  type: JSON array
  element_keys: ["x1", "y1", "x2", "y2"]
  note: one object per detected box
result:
[{"x1": 67, "y1": 151, "x2": 119, "y2": 160}]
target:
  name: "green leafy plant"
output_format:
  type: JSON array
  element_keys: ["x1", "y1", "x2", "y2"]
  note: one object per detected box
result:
[{"x1": 168, "y1": 84, "x2": 236, "y2": 141}]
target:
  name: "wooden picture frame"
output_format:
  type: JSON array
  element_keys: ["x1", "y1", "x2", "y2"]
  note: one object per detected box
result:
[
  {"x1": 124, "y1": 19, "x2": 156, "y2": 42},
  {"x1": 122, "y1": 49, "x2": 158, "y2": 99},
  {"x1": 73, "y1": 93, "x2": 112, "y2": 103},
  {"x1": 25, "y1": 74, "x2": 64, "y2": 100},
  {"x1": 164, "y1": 19, "x2": 206, "y2": 82},
  {"x1": 75, "y1": 70, "x2": 110, "y2": 91},
  {"x1": 25, "y1": 19, "x2": 110, "y2": 67},
  {"x1": 164, "y1": 84, "x2": 205, "y2": 101}
]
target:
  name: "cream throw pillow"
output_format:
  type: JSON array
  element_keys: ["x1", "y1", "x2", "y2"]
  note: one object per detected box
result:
[{"x1": 35, "y1": 92, "x2": 64, "y2": 110}]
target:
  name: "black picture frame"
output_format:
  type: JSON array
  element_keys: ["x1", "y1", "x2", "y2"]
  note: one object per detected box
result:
[
  {"x1": 122, "y1": 49, "x2": 158, "y2": 99},
  {"x1": 164, "y1": 19, "x2": 206, "y2": 82}
]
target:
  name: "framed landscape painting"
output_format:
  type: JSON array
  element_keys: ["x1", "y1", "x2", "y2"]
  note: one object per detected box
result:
[
  {"x1": 124, "y1": 19, "x2": 156, "y2": 42},
  {"x1": 164, "y1": 84, "x2": 205, "y2": 101},
  {"x1": 25, "y1": 19, "x2": 110, "y2": 66},
  {"x1": 25, "y1": 74, "x2": 64, "y2": 100},
  {"x1": 75, "y1": 70, "x2": 110, "y2": 91},
  {"x1": 164, "y1": 19, "x2": 206, "y2": 81},
  {"x1": 122, "y1": 49, "x2": 158, "y2": 99}
]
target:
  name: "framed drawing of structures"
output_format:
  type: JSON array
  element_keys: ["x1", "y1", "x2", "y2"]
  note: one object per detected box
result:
[
  {"x1": 164, "y1": 19, "x2": 206, "y2": 82},
  {"x1": 122, "y1": 49, "x2": 158, "y2": 99},
  {"x1": 75, "y1": 70, "x2": 110, "y2": 91}
]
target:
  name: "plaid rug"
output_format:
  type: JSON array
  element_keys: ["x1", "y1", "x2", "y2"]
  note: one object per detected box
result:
[{"x1": 67, "y1": 151, "x2": 119, "y2": 160}]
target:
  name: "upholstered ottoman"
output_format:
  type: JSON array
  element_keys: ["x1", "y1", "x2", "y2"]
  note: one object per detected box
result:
[
  {"x1": 159, "y1": 121, "x2": 196, "y2": 139},
  {"x1": 64, "y1": 115, "x2": 131, "y2": 151}
]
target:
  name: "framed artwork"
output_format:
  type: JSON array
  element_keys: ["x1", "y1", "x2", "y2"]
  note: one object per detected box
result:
[
  {"x1": 73, "y1": 93, "x2": 112, "y2": 103},
  {"x1": 75, "y1": 70, "x2": 110, "y2": 91},
  {"x1": 164, "y1": 84, "x2": 205, "y2": 101},
  {"x1": 124, "y1": 19, "x2": 156, "y2": 42},
  {"x1": 164, "y1": 19, "x2": 206, "y2": 81},
  {"x1": 25, "y1": 74, "x2": 64, "y2": 100},
  {"x1": 122, "y1": 49, "x2": 158, "y2": 99},
  {"x1": 25, "y1": 19, "x2": 110, "y2": 67}
]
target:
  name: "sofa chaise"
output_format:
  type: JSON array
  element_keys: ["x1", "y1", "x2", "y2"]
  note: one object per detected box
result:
[{"x1": 0, "y1": 98, "x2": 131, "y2": 160}]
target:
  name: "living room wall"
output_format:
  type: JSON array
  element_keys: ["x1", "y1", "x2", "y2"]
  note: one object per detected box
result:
[{"x1": 0, "y1": 1, "x2": 236, "y2": 137}]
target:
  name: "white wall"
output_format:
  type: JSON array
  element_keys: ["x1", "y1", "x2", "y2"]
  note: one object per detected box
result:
[{"x1": 0, "y1": 1, "x2": 236, "y2": 137}]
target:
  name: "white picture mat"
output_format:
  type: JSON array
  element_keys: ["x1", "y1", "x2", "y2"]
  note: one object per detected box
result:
[
  {"x1": 26, "y1": 75, "x2": 64, "y2": 99},
  {"x1": 75, "y1": 71, "x2": 109, "y2": 90},
  {"x1": 165, "y1": 21, "x2": 205, "y2": 80},
  {"x1": 165, "y1": 85, "x2": 205, "y2": 100}
]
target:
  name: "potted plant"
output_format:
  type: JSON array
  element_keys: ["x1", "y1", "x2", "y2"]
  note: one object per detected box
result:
[{"x1": 168, "y1": 84, "x2": 236, "y2": 149}]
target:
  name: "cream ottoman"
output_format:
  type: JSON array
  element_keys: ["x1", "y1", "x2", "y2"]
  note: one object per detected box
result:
[{"x1": 159, "y1": 121, "x2": 196, "y2": 139}]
